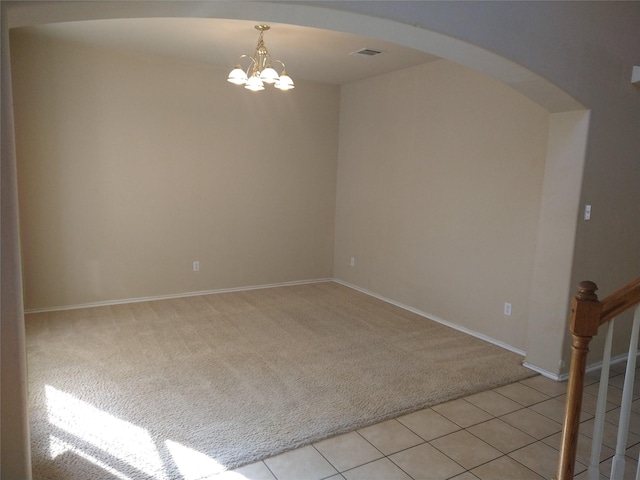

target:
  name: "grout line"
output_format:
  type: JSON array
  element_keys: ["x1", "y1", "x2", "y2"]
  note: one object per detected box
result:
[
  {"x1": 311, "y1": 444, "x2": 340, "y2": 478},
  {"x1": 241, "y1": 367, "x2": 640, "y2": 479},
  {"x1": 261, "y1": 460, "x2": 278, "y2": 480},
  {"x1": 386, "y1": 455, "x2": 419, "y2": 480}
]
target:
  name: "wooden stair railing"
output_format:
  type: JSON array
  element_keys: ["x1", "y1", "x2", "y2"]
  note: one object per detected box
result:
[{"x1": 555, "y1": 277, "x2": 640, "y2": 480}]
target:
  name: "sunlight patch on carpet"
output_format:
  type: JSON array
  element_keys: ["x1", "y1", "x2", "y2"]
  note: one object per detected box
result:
[
  {"x1": 45, "y1": 385, "x2": 232, "y2": 479},
  {"x1": 49, "y1": 434, "x2": 136, "y2": 480},
  {"x1": 166, "y1": 439, "x2": 226, "y2": 479},
  {"x1": 28, "y1": 283, "x2": 535, "y2": 479}
]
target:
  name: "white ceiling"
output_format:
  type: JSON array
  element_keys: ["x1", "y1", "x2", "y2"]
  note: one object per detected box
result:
[{"x1": 15, "y1": 17, "x2": 440, "y2": 85}]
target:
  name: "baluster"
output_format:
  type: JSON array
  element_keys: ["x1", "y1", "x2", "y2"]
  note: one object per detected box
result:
[
  {"x1": 610, "y1": 305, "x2": 640, "y2": 480},
  {"x1": 588, "y1": 319, "x2": 615, "y2": 480}
]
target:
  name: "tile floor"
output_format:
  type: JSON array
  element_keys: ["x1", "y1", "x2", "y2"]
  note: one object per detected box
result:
[{"x1": 216, "y1": 363, "x2": 640, "y2": 480}]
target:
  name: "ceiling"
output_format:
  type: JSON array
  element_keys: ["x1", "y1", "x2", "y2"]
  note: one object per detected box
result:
[{"x1": 14, "y1": 17, "x2": 440, "y2": 85}]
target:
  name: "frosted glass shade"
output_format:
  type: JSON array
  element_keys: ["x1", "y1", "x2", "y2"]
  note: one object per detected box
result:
[
  {"x1": 275, "y1": 73, "x2": 295, "y2": 91},
  {"x1": 260, "y1": 67, "x2": 279, "y2": 84},
  {"x1": 227, "y1": 67, "x2": 248, "y2": 85},
  {"x1": 245, "y1": 75, "x2": 265, "y2": 91}
]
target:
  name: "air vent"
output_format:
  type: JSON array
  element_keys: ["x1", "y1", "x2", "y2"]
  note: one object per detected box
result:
[{"x1": 350, "y1": 48, "x2": 384, "y2": 57}]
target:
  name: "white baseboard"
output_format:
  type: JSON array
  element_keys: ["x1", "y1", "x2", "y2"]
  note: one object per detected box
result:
[
  {"x1": 526, "y1": 352, "x2": 639, "y2": 382},
  {"x1": 24, "y1": 278, "x2": 334, "y2": 314},
  {"x1": 28, "y1": 277, "x2": 636, "y2": 385},
  {"x1": 522, "y1": 362, "x2": 562, "y2": 381},
  {"x1": 28, "y1": 277, "x2": 525, "y2": 361},
  {"x1": 334, "y1": 280, "x2": 640, "y2": 382},
  {"x1": 333, "y1": 279, "x2": 527, "y2": 358}
]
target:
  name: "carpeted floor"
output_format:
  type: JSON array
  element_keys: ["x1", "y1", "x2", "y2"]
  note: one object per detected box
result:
[{"x1": 27, "y1": 282, "x2": 535, "y2": 479}]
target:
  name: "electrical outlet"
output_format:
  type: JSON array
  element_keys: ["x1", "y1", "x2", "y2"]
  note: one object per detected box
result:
[
  {"x1": 584, "y1": 204, "x2": 591, "y2": 220},
  {"x1": 350, "y1": 257, "x2": 356, "y2": 267},
  {"x1": 193, "y1": 261, "x2": 200, "y2": 272},
  {"x1": 504, "y1": 302, "x2": 512, "y2": 316}
]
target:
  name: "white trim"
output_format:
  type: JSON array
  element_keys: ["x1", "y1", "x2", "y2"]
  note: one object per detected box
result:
[
  {"x1": 333, "y1": 279, "x2": 527, "y2": 358},
  {"x1": 522, "y1": 362, "x2": 563, "y2": 381},
  {"x1": 28, "y1": 277, "x2": 524, "y2": 361},
  {"x1": 541, "y1": 352, "x2": 639, "y2": 383},
  {"x1": 31, "y1": 277, "x2": 636, "y2": 386},
  {"x1": 24, "y1": 278, "x2": 334, "y2": 314},
  {"x1": 334, "y1": 280, "x2": 640, "y2": 383}
]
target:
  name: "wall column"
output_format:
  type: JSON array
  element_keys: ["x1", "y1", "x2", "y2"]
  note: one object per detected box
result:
[{"x1": 1, "y1": 5, "x2": 32, "y2": 477}]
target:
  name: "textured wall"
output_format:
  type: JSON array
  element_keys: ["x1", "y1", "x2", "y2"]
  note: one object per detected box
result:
[
  {"x1": 11, "y1": 32, "x2": 339, "y2": 310},
  {"x1": 3, "y1": 2, "x2": 639, "y2": 477},
  {"x1": 334, "y1": 60, "x2": 550, "y2": 352}
]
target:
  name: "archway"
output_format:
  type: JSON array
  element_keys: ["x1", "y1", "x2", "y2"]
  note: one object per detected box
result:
[{"x1": 1, "y1": 2, "x2": 588, "y2": 477}]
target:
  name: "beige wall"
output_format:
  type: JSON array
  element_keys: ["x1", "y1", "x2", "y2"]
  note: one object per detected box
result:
[
  {"x1": 334, "y1": 60, "x2": 551, "y2": 352},
  {"x1": 526, "y1": 110, "x2": 590, "y2": 374},
  {"x1": 4, "y1": 3, "x2": 639, "y2": 477},
  {"x1": 13, "y1": 35, "x2": 558, "y2": 353},
  {"x1": 326, "y1": 0, "x2": 640, "y2": 378},
  {"x1": 12, "y1": 30, "x2": 587, "y2": 364},
  {"x1": 11, "y1": 31, "x2": 339, "y2": 310}
]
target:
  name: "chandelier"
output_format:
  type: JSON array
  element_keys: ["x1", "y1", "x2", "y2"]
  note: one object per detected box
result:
[{"x1": 227, "y1": 24, "x2": 295, "y2": 92}]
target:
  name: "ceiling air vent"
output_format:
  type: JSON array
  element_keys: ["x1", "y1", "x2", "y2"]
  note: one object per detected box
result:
[{"x1": 350, "y1": 48, "x2": 384, "y2": 57}]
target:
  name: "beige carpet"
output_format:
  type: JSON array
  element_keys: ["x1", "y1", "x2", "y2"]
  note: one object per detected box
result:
[{"x1": 27, "y1": 282, "x2": 534, "y2": 479}]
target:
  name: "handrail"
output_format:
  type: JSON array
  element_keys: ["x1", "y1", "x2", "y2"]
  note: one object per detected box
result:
[
  {"x1": 555, "y1": 276, "x2": 640, "y2": 480},
  {"x1": 600, "y1": 277, "x2": 640, "y2": 326}
]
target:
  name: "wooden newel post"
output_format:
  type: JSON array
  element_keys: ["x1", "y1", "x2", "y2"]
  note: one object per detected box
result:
[{"x1": 555, "y1": 281, "x2": 602, "y2": 480}]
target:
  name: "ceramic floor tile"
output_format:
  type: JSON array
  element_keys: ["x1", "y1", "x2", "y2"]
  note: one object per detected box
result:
[
  {"x1": 430, "y1": 430, "x2": 502, "y2": 470},
  {"x1": 574, "y1": 468, "x2": 607, "y2": 479},
  {"x1": 449, "y1": 473, "x2": 480, "y2": 480},
  {"x1": 586, "y1": 372, "x2": 604, "y2": 385},
  {"x1": 390, "y1": 443, "x2": 465, "y2": 480},
  {"x1": 431, "y1": 398, "x2": 493, "y2": 428},
  {"x1": 626, "y1": 439, "x2": 640, "y2": 459},
  {"x1": 501, "y1": 407, "x2": 562, "y2": 439},
  {"x1": 598, "y1": 455, "x2": 638, "y2": 480},
  {"x1": 584, "y1": 383, "x2": 624, "y2": 406},
  {"x1": 519, "y1": 375, "x2": 568, "y2": 397},
  {"x1": 557, "y1": 392, "x2": 616, "y2": 417},
  {"x1": 529, "y1": 397, "x2": 578, "y2": 424},
  {"x1": 542, "y1": 432, "x2": 615, "y2": 466},
  {"x1": 314, "y1": 432, "x2": 383, "y2": 472},
  {"x1": 610, "y1": 364, "x2": 629, "y2": 374},
  {"x1": 608, "y1": 375, "x2": 640, "y2": 396},
  {"x1": 509, "y1": 441, "x2": 586, "y2": 479},
  {"x1": 264, "y1": 445, "x2": 337, "y2": 480},
  {"x1": 579, "y1": 417, "x2": 640, "y2": 450},
  {"x1": 396, "y1": 408, "x2": 460, "y2": 441},
  {"x1": 464, "y1": 390, "x2": 522, "y2": 417},
  {"x1": 494, "y1": 382, "x2": 550, "y2": 406},
  {"x1": 223, "y1": 462, "x2": 277, "y2": 479},
  {"x1": 471, "y1": 455, "x2": 544, "y2": 480},
  {"x1": 467, "y1": 418, "x2": 537, "y2": 453},
  {"x1": 606, "y1": 407, "x2": 640, "y2": 435},
  {"x1": 250, "y1": 366, "x2": 640, "y2": 480},
  {"x1": 342, "y1": 458, "x2": 412, "y2": 480},
  {"x1": 357, "y1": 419, "x2": 424, "y2": 455}
]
